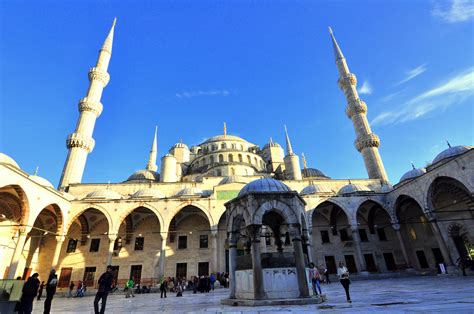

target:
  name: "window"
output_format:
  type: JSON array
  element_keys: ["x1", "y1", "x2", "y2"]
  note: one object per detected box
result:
[
  {"x1": 198, "y1": 262, "x2": 209, "y2": 277},
  {"x1": 254, "y1": 157, "x2": 257, "y2": 165},
  {"x1": 176, "y1": 263, "x2": 187, "y2": 278},
  {"x1": 66, "y1": 239, "x2": 77, "y2": 253},
  {"x1": 339, "y1": 229, "x2": 349, "y2": 242},
  {"x1": 228, "y1": 154, "x2": 233, "y2": 162},
  {"x1": 221, "y1": 143, "x2": 226, "y2": 149},
  {"x1": 231, "y1": 143, "x2": 236, "y2": 149},
  {"x1": 320, "y1": 230, "x2": 330, "y2": 243},
  {"x1": 134, "y1": 237, "x2": 144, "y2": 250},
  {"x1": 231, "y1": 167, "x2": 235, "y2": 175},
  {"x1": 247, "y1": 155, "x2": 251, "y2": 164},
  {"x1": 114, "y1": 237, "x2": 122, "y2": 251},
  {"x1": 210, "y1": 156, "x2": 214, "y2": 164},
  {"x1": 83, "y1": 267, "x2": 96, "y2": 287},
  {"x1": 199, "y1": 235, "x2": 208, "y2": 248},
  {"x1": 377, "y1": 228, "x2": 387, "y2": 241},
  {"x1": 178, "y1": 236, "x2": 187, "y2": 249},
  {"x1": 130, "y1": 265, "x2": 142, "y2": 284},
  {"x1": 90, "y1": 239, "x2": 100, "y2": 252},
  {"x1": 238, "y1": 154, "x2": 243, "y2": 162},
  {"x1": 359, "y1": 229, "x2": 369, "y2": 242},
  {"x1": 219, "y1": 154, "x2": 224, "y2": 162},
  {"x1": 265, "y1": 234, "x2": 271, "y2": 246},
  {"x1": 284, "y1": 232, "x2": 291, "y2": 245}
]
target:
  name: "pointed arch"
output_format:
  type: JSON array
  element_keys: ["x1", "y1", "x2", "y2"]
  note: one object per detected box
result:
[{"x1": 65, "y1": 204, "x2": 113, "y2": 235}]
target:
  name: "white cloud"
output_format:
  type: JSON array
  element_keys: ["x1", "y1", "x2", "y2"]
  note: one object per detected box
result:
[
  {"x1": 176, "y1": 89, "x2": 230, "y2": 98},
  {"x1": 358, "y1": 80, "x2": 373, "y2": 95},
  {"x1": 372, "y1": 68, "x2": 474, "y2": 126},
  {"x1": 432, "y1": 0, "x2": 474, "y2": 23},
  {"x1": 395, "y1": 64, "x2": 427, "y2": 86}
]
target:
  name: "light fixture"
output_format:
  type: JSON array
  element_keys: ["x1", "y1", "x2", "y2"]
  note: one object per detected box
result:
[
  {"x1": 104, "y1": 232, "x2": 108, "y2": 235},
  {"x1": 0, "y1": 214, "x2": 6, "y2": 222},
  {"x1": 138, "y1": 233, "x2": 142, "y2": 237},
  {"x1": 189, "y1": 231, "x2": 193, "y2": 234},
  {"x1": 43, "y1": 231, "x2": 48, "y2": 235},
  {"x1": 87, "y1": 234, "x2": 91, "y2": 239}
]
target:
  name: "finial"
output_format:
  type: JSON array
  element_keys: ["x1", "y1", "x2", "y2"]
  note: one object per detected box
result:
[
  {"x1": 223, "y1": 122, "x2": 227, "y2": 137},
  {"x1": 348, "y1": 179, "x2": 352, "y2": 184},
  {"x1": 302, "y1": 152, "x2": 308, "y2": 170},
  {"x1": 34, "y1": 166, "x2": 39, "y2": 176},
  {"x1": 180, "y1": 138, "x2": 183, "y2": 144},
  {"x1": 328, "y1": 26, "x2": 344, "y2": 61},
  {"x1": 446, "y1": 140, "x2": 451, "y2": 148},
  {"x1": 284, "y1": 125, "x2": 294, "y2": 155},
  {"x1": 101, "y1": 17, "x2": 117, "y2": 54},
  {"x1": 411, "y1": 162, "x2": 416, "y2": 170}
]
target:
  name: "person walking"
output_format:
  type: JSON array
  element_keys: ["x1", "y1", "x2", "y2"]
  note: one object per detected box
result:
[
  {"x1": 337, "y1": 262, "x2": 351, "y2": 303},
  {"x1": 309, "y1": 263, "x2": 322, "y2": 296},
  {"x1": 44, "y1": 269, "x2": 58, "y2": 314},
  {"x1": 68, "y1": 281, "x2": 75, "y2": 298},
  {"x1": 37, "y1": 281, "x2": 45, "y2": 301},
  {"x1": 125, "y1": 278, "x2": 135, "y2": 298},
  {"x1": 93, "y1": 265, "x2": 114, "y2": 314},
  {"x1": 324, "y1": 268, "x2": 331, "y2": 284},
  {"x1": 160, "y1": 277, "x2": 168, "y2": 298},
  {"x1": 209, "y1": 273, "x2": 216, "y2": 291},
  {"x1": 18, "y1": 273, "x2": 40, "y2": 314}
]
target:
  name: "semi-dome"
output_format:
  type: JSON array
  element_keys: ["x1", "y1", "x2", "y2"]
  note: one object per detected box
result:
[
  {"x1": 0, "y1": 153, "x2": 20, "y2": 169},
  {"x1": 399, "y1": 167, "x2": 426, "y2": 183},
  {"x1": 29, "y1": 175, "x2": 55, "y2": 189},
  {"x1": 301, "y1": 168, "x2": 329, "y2": 178},
  {"x1": 432, "y1": 145, "x2": 472, "y2": 165},
  {"x1": 219, "y1": 176, "x2": 247, "y2": 185},
  {"x1": 300, "y1": 184, "x2": 333, "y2": 195},
  {"x1": 131, "y1": 188, "x2": 165, "y2": 199},
  {"x1": 338, "y1": 183, "x2": 372, "y2": 196},
  {"x1": 126, "y1": 170, "x2": 160, "y2": 182},
  {"x1": 239, "y1": 178, "x2": 291, "y2": 197},
  {"x1": 85, "y1": 189, "x2": 124, "y2": 200},
  {"x1": 176, "y1": 187, "x2": 203, "y2": 197}
]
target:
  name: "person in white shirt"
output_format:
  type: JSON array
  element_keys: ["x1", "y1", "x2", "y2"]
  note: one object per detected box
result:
[{"x1": 337, "y1": 262, "x2": 351, "y2": 303}]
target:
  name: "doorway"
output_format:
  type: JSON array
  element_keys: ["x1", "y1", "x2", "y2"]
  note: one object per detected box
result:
[
  {"x1": 416, "y1": 250, "x2": 429, "y2": 269},
  {"x1": 364, "y1": 254, "x2": 377, "y2": 272},
  {"x1": 344, "y1": 255, "x2": 358, "y2": 273},
  {"x1": 176, "y1": 263, "x2": 187, "y2": 279},
  {"x1": 383, "y1": 252, "x2": 397, "y2": 271},
  {"x1": 324, "y1": 256, "x2": 337, "y2": 274},
  {"x1": 130, "y1": 265, "x2": 142, "y2": 284},
  {"x1": 198, "y1": 262, "x2": 209, "y2": 277},
  {"x1": 58, "y1": 267, "x2": 73, "y2": 288}
]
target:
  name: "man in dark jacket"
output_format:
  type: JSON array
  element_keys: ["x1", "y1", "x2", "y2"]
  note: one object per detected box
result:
[
  {"x1": 19, "y1": 273, "x2": 40, "y2": 314},
  {"x1": 44, "y1": 269, "x2": 58, "y2": 314},
  {"x1": 94, "y1": 265, "x2": 114, "y2": 314}
]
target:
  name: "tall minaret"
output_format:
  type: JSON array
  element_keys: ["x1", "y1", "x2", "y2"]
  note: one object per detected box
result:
[
  {"x1": 59, "y1": 19, "x2": 117, "y2": 190},
  {"x1": 146, "y1": 126, "x2": 158, "y2": 171},
  {"x1": 283, "y1": 125, "x2": 302, "y2": 180},
  {"x1": 328, "y1": 27, "x2": 388, "y2": 182}
]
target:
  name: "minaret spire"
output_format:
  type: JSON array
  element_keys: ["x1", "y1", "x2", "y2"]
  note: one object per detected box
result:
[
  {"x1": 328, "y1": 28, "x2": 388, "y2": 183},
  {"x1": 146, "y1": 126, "x2": 158, "y2": 171},
  {"x1": 59, "y1": 19, "x2": 117, "y2": 190},
  {"x1": 284, "y1": 125, "x2": 293, "y2": 155},
  {"x1": 223, "y1": 122, "x2": 227, "y2": 137},
  {"x1": 301, "y1": 153, "x2": 308, "y2": 170}
]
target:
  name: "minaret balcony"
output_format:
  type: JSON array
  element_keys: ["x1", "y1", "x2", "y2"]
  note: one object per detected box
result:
[
  {"x1": 345, "y1": 99, "x2": 367, "y2": 118},
  {"x1": 66, "y1": 133, "x2": 95, "y2": 152},
  {"x1": 355, "y1": 133, "x2": 380, "y2": 152},
  {"x1": 78, "y1": 98, "x2": 103, "y2": 116},
  {"x1": 88, "y1": 67, "x2": 110, "y2": 86},
  {"x1": 337, "y1": 73, "x2": 357, "y2": 90}
]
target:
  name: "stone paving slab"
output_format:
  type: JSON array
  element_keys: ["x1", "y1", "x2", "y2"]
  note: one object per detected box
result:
[{"x1": 31, "y1": 276, "x2": 474, "y2": 313}]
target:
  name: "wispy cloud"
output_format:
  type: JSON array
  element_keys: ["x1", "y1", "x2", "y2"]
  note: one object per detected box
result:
[
  {"x1": 395, "y1": 64, "x2": 427, "y2": 86},
  {"x1": 176, "y1": 89, "x2": 230, "y2": 98},
  {"x1": 432, "y1": 0, "x2": 474, "y2": 23},
  {"x1": 372, "y1": 68, "x2": 474, "y2": 126},
  {"x1": 379, "y1": 89, "x2": 408, "y2": 103},
  {"x1": 358, "y1": 80, "x2": 373, "y2": 95}
]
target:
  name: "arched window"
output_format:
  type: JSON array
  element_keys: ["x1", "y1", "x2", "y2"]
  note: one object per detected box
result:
[
  {"x1": 228, "y1": 154, "x2": 234, "y2": 162},
  {"x1": 240, "y1": 144, "x2": 244, "y2": 151},
  {"x1": 216, "y1": 169, "x2": 222, "y2": 176},
  {"x1": 219, "y1": 154, "x2": 224, "y2": 162},
  {"x1": 238, "y1": 154, "x2": 243, "y2": 162},
  {"x1": 210, "y1": 156, "x2": 214, "y2": 164},
  {"x1": 231, "y1": 143, "x2": 236, "y2": 149},
  {"x1": 231, "y1": 167, "x2": 235, "y2": 175},
  {"x1": 254, "y1": 157, "x2": 257, "y2": 165},
  {"x1": 247, "y1": 155, "x2": 251, "y2": 164},
  {"x1": 221, "y1": 143, "x2": 226, "y2": 149}
]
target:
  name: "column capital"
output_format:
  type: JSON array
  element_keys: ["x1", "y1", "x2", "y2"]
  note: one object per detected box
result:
[{"x1": 108, "y1": 235, "x2": 118, "y2": 242}]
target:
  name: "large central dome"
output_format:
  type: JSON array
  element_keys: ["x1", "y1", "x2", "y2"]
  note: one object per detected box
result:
[{"x1": 199, "y1": 134, "x2": 251, "y2": 145}]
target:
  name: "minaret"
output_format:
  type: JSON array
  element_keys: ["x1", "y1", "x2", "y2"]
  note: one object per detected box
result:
[
  {"x1": 146, "y1": 126, "x2": 158, "y2": 171},
  {"x1": 59, "y1": 19, "x2": 117, "y2": 190},
  {"x1": 283, "y1": 125, "x2": 302, "y2": 180},
  {"x1": 328, "y1": 27, "x2": 388, "y2": 182}
]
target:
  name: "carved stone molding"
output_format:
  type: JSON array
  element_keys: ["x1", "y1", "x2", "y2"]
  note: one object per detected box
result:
[
  {"x1": 338, "y1": 73, "x2": 357, "y2": 90},
  {"x1": 346, "y1": 99, "x2": 367, "y2": 118},
  {"x1": 66, "y1": 133, "x2": 95, "y2": 152},
  {"x1": 88, "y1": 67, "x2": 110, "y2": 86},
  {"x1": 355, "y1": 133, "x2": 380, "y2": 152},
  {"x1": 78, "y1": 97, "x2": 103, "y2": 117}
]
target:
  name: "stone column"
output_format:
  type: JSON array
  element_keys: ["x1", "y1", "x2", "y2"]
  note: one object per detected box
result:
[
  {"x1": 228, "y1": 235, "x2": 238, "y2": 299},
  {"x1": 106, "y1": 235, "x2": 116, "y2": 266},
  {"x1": 248, "y1": 225, "x2": 265, "y2": 300},
  {"x1": 430, "y1": 219, "x2": 454, "y2": 267},
  {"x1": 211, "y1": 232, "x2": 218, "y2": 273},
  {"x1": 158, "y1": 236, "x2": 167, "y2": 279},
  {"x1": 51, "y1": 236, "x2": 66, "y2": 269},
  {"x1": 7, "y1": 228, "x2": 28, "y2": 279},
  {"x1": 291, "y1": 228, "x2": 310, "y2": 298},
  {"x1": 302, "y1": 230, "x2": 313, "y2": 264},
  {"x1": 393, "y1": 224, "x2": 412, "y2": 269},
  {"x1": 351, "y1": 227, "x2": 367, "y2": 273}
]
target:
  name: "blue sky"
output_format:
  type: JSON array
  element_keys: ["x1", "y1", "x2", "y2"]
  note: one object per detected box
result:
[{"x1": 1, "y1": 0, "x2": 473, "y2": 186}]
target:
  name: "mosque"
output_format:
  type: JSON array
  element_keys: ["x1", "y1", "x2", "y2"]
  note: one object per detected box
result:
[{"x1": 1, "y1": 19, "x2": 473, "y2": 290}]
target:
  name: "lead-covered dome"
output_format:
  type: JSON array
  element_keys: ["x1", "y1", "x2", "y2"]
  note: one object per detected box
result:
[
  {"x1": 126, "y1": 170, "x2": 160, "y2": 182},
  {"x1": 239, "y1": 178, "x2": 291, "y2": 196},
  {"x1": 432, "y1": 145, "x2": 472, "y2": 165},
  {"x1": 219, "y1": 176, "x2": 247, "y2": 185},
  {"x1": 399, "y1": 167, "x2": 426, "y2": 183},
  {"x1": 300, "y1": 184, "x2": 333, "y2": 195},
  {"x1": 29, "y1": 175, "x2": 55, "y2": 189},
  {"x1": 301, "y1": 168, "x2": 329, "y2": 178},
  {"x1": 85, "y1": 189, "x2": 124, "y2": 200},
  {"x1": 176, "y1": 187, "x2": 203, "y2": 197},
  {"x1": 172, "y1": 142, "x2": 189, "y2": 149},
  {"x1": 0, "y1": 153, "x2": 20, "y2": 169},
  {"x1": 202, "y1": 135, "x2": 249, "y2": 144},
  {"x1": 338, "y1": 183, "x2": 372, "y2": 196},
  {"x1": 131, "y1": 188, "x2": 165, "y2": 199}
]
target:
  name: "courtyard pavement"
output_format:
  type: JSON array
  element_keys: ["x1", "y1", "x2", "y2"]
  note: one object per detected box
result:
[{"x1": 32, "y1": 276, "x2": 473, "y2": 313}]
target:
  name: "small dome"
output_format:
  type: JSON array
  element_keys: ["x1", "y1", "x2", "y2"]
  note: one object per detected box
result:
[
  {"x1": 380, "y1": 184, "x2": 394, "y2": 193},
  {"x1": 432, "y1": 145, "x2": 472, "y2": 164},
  {"x1": 399, "y1": 167, "x2": 426, "y2": 183},
  {"x1": 239, "y1": 178, "x2": 291, "y2": 197},
  {"x1": 29, "y1": 175, "x2": 54, "y2": 189},
  {"x1": 163, "y1": 153, "x2": 176, "y2": 158},
  {"x1": 300, "y1": 184, "x2": 333, "y2": 195},
  {"x1": 338, "y1": 183, "x2": 372, "y2": 196},
  {"x1": 172, "y1": 142, "x2": 189, "y2": 149},
  {"x1": 0, "y1": 153, "x2": 20, "y2": 169},
  {"x1": 301, "y1": 168, "x2": 329, "y2": 178},
  {"x1": 219, "y1": 176, "x2": 247, "y2": 185},
  {"x1": 263, "y1": 141, "x2": 281, "y2": 149},
  {"x1": 85, "y1": 189, "x2": 124, "y2": 200},
  {"x1": 176, "y1": 187, "x2": 203, "y2": 197},
  {"x1": 126, "y1": 170, "x2": 160, "y2": 182},
  {"x1": 132, "y1": 188, "x2": 165, "y2": 199}
]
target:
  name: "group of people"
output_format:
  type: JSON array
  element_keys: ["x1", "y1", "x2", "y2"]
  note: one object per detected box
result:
[
  {"x1": 309, "y1": 262, "x2": 353, "y2": 303},
  {"x1": 68, "y1": 280, "x2": 86, "y2": 297},
  {"x1": 17, "y1": 269, "x2": 58, "y2": 314}
]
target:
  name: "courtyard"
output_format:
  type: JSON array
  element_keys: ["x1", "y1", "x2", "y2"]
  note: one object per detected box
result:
[{"x1": 31, "y1": 276, "x2": 473, "y2": 313}]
